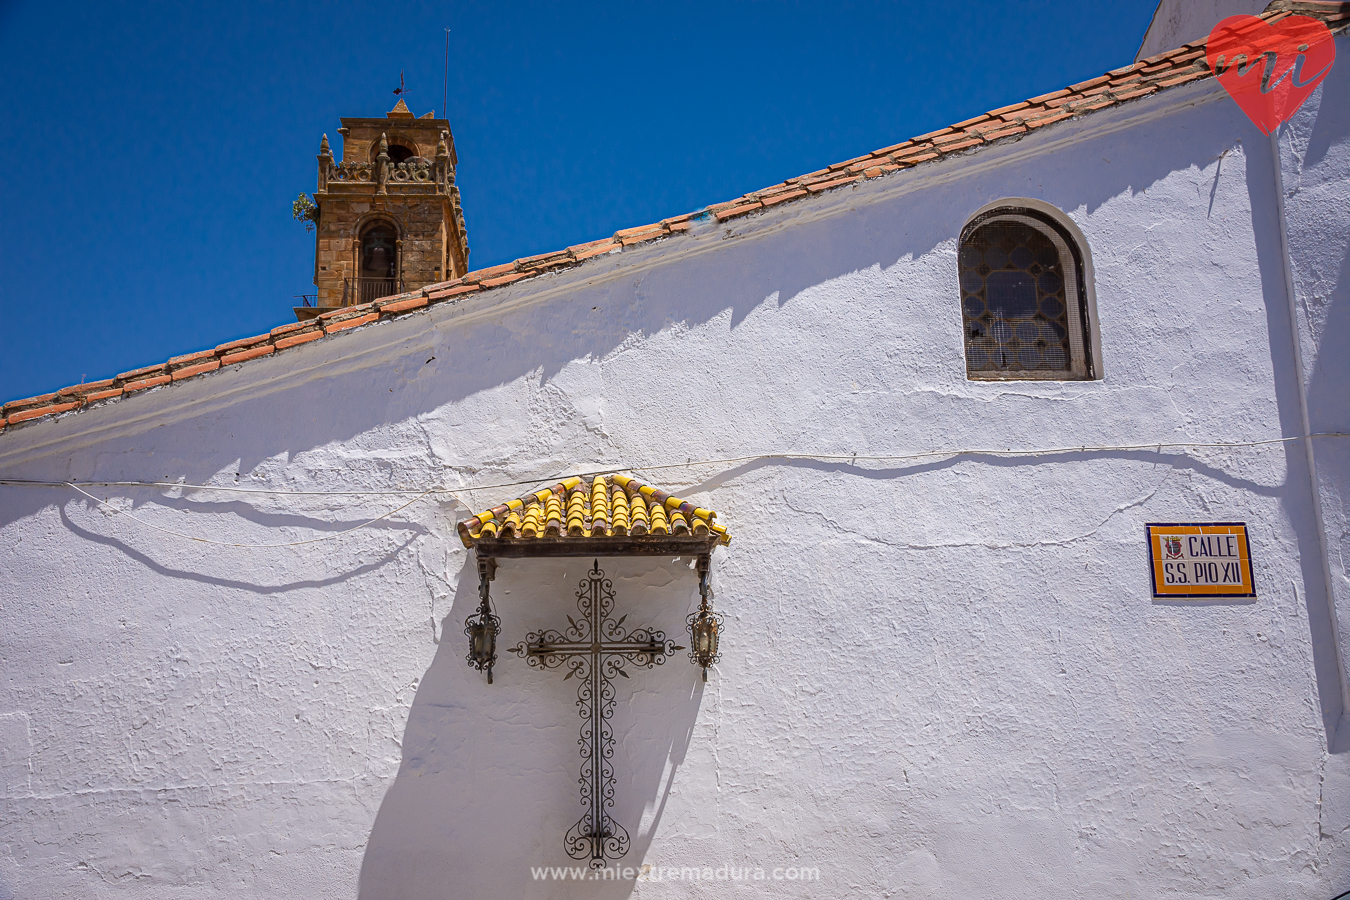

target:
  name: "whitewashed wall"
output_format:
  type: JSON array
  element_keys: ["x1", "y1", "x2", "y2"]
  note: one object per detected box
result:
[
  {"x1": 1134, "y1": 0, "x2": 1266, "y2": 61},
  {"x1": 2, "y1": 57, "x2": 1349, "y2": 900}
]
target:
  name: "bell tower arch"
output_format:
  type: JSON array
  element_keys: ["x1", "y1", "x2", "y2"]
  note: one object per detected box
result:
[{"x1": 302, "y1": 98, "x2": 469, "y2": 319}]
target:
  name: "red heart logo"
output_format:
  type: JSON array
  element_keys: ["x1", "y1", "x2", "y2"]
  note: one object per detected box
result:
[{"x1": 1206, "y1": 14, "x2": 1336, "y2": 134}]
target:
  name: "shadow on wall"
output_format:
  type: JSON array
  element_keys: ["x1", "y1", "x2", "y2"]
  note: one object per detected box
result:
[
  {"x1": 1296, "y1": 58, "x2": 1350, "y2": 750},
  {"x1": 357, "y1": 554, "x2": 707, "y2": 900},
  {"x1": 1244, "y1": 56, "x2": 1350, "y2": 750}
]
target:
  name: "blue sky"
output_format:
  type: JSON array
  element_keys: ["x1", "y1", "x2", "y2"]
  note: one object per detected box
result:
[{"x1": 0, "y1": 0, "x2": 1160, "y2": 402}]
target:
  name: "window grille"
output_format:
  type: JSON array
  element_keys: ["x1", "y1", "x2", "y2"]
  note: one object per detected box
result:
[{"x1": 959, "y1": 209, "x2": 1094, "y2": 380}]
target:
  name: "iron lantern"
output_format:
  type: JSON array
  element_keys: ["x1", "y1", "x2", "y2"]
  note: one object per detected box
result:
[
  {"x1": 464, "y1": 577, "x2": 501, "y2": 684},
  {"x1": 686, "y1": 562, "x2": 723, "y2": 681}
]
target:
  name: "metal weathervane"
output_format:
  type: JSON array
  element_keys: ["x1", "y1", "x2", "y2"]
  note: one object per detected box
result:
[{"x1": 512, "y1": 561, "x2": 680, "y2": 869}]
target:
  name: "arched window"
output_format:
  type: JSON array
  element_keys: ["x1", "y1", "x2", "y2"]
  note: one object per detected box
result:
[{"x1": 958, "y1": 208, "x2": 1096, "y2": 380}]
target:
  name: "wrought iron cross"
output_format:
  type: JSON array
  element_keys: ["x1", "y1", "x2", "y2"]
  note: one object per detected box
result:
[{"x1": 512, "y1": 561, "x2": 679, "y2": 869}]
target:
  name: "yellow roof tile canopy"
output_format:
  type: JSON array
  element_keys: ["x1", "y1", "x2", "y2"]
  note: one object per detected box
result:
[{"x1": 458, "y1": 473, "x2": 729, "y2": 557}]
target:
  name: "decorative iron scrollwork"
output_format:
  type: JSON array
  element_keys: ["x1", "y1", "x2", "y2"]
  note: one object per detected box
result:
[{"x1": 512, "y1": 561, "x2": 679, "y2": 868}]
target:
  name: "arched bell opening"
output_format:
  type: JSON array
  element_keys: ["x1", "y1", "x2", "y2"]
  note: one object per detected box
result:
[
  {"x1": 347, "y1": 219, "x2": 402, "y2": 305},
  {"x1": 369, "y1": 140, "x2": 417, "y2": 164}
]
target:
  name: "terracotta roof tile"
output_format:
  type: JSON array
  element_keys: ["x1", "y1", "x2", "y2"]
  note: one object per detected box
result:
[
  {"x1": 911, "y1": 126, "x2": 956, "y2": 142},
  {"x1": 788, "y1": 168, "x2": 832, "y2": 183},
  {"x1": 714, "y1": 201, "x2": 763, "y2": 221},
  {"x1": 8, "y1": 401, "x2": 79, "y2": 424},
  {"x1": 117, "y1": 364, "x2": 168, "y2": 382},
  {"x1": 517, "y1": 251, "x2": 574, "y2": 271},
  {"x1": 1026, "y1": 87, "x2": 1073, "y2": 105},
  {"x1": 318, "y1": 304, "x2": 374, "y2": 321},
  {"x1": 1075, "y1": 74, "x2": 1113, "y2": 91},
  {"x1": 480, "y1": 272, "x2": 529, "y2": 287},
  {"x1": 458, "y1": 473, "x2": 730, "y2": 548},
  {"x1": 951, "y1": 113, "x2": 993, "y2": 129},
  {"x1": 325, "y1": 312, "x2": 380, "y2": 334},
  {"x1": 935, "y1": 136, "x2": 984, "y2": 153},
  {"x1": 1043, "y1": 93, "x2": 1079, "y2": 109},
  {"x1": 760, "y1": 188, "x2": 809, "y2": 206},
  {"x1": 379, "y1": 295, "x2": 430, "y2": 314},
  {"x1": 58, "y1": 378, "x2": 115, "y2": 397},
  {"x1": 221, "y1": 345, "x2": 274, "y2": 366},
  {"x1": 872, "y1": 141, "x2": 915, "y2": 157},
  {"x1": 172, "y1": 361, "x2": 221, "y2": 381},
  {"x1": 1112, "y1": 83, "x2": 1160, "y2": 101},
  {"x1": 4, "y1": 393, "x2": 57, "y2": 416},
  {"x1": 573, "y1": 242, "x2": 622, "y2": 260},
  {"x1": 805, "y1": 175, "x2": 861, "y2": 193},
  {"x1": 1023, "y1": 109, "x2": 1076, "y2": 129},
  {"x1": 425, "y1": 283, "x2": 483, "y2": 299},
  {"x1": 168, "y1": 349, "x2": 218, "y2": 367},
  {"x1": 1156, "y1": 70, "x2": 1209, "y2": 88},
  {"x1": 613, "y1": 223, "x2": 664, "y2": 239},
  {"x1": 975, "y1": 123, "x2": 1029, "y2": 141},
  {"x1": 124, "y1": 374, "x2": 172, "y2": 392},
  {"x1": 274, "y1": 330, "x2": 326, "y2": 350},
  {"x1": 828, "y1": 153, "x2": 876, "y2": 172},
  {"x1": 8, "y1": 3, "x2": 1348, "y2": 431},
  {"x1": 1074, "y1": 95, "x2": 1120, "y2": 113},
  {"x1": 467, "y1": 262, "x2": 517, "y2": 281},
  {"x1": 754, "y1": 183, "x2": 805, "y2": 198},
  {"x1": 214, "y1": 334, "x2": 271, "y2": 354},
  {"x1": 895, "y1": 149, "x2": 940, "y2": 165},
  {"x1": 988, "y1": 100, "x2": 1031, "y2": 117}
]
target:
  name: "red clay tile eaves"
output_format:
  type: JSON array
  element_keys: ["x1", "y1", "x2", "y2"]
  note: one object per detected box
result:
[{"x1": 4, "y1": 0, "x2": 1347, "y2": 431}]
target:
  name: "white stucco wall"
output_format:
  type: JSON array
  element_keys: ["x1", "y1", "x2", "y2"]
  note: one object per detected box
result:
[
  {"x1": 1135, "y1": 0, "x2": 1268, "y2": 61},
  {"x1": 2, "y1": 55, "x2": 1349, "y2": 900}
]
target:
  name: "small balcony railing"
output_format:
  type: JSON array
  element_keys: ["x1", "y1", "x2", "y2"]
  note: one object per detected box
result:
[{"x1": 344, "y1": 277, "x2": 404, "y2": 306}]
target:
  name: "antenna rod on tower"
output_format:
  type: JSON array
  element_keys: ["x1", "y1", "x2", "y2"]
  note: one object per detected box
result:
[{"x1": 443, "y1": 28, "x2": 450, "y2": 119}]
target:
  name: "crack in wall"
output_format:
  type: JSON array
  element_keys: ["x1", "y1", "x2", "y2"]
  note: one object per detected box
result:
[{"x1": 779, "y1": 469, "x2": 1171, "y2": 552}]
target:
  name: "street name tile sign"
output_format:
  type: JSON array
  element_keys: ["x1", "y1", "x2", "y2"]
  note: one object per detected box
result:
[{"x1": 1145, "y1": 522, "x2": 1256, "y2": 599}]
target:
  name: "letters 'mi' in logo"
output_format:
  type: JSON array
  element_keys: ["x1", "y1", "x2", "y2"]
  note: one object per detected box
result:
[
  {"x1": 1163, "y1": 536, "x2": 1184, "y2": 560},
  {"x1": 1206, "y1": 14, "x2": 1336, "y2": 134}
]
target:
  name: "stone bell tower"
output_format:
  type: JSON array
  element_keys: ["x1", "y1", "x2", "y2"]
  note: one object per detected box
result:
[{"x1": 302, "y1": 99, "x2": 470, "y2": 319}]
